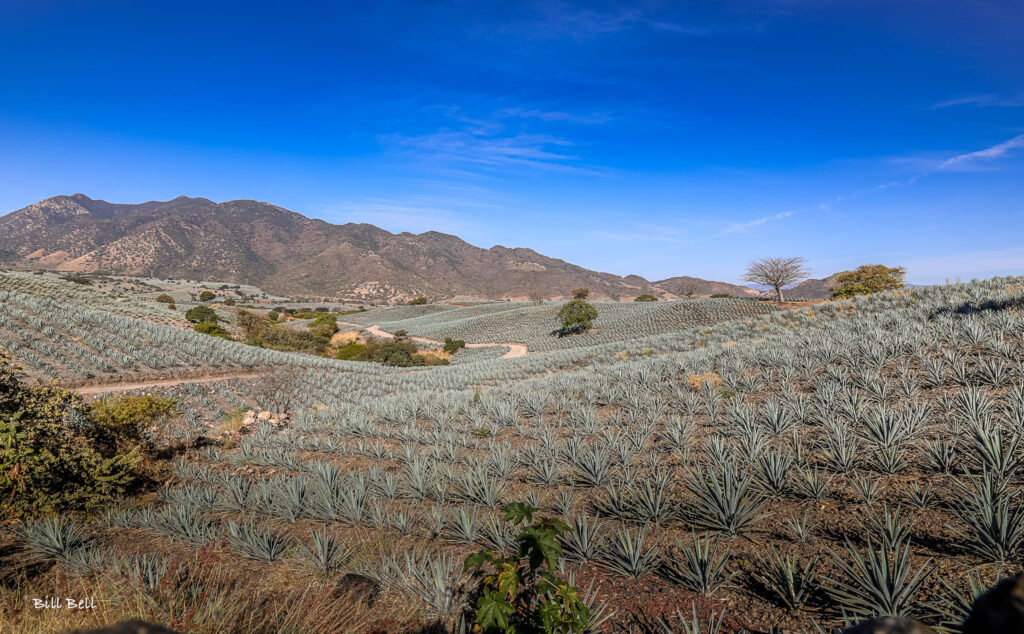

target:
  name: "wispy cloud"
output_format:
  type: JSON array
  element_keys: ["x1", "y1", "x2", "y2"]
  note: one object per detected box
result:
[
  {"x1": 497, "y1": 3, "x2": 715, "y2": 40},
  {"x1": 714, "y1": 209, "x2": 797, "y2": 236},
  {"x1": 937, "y1": 134, "x2": 1024, "y2": 171},
  {"x1": 387, "y1": 129, "x2": 582, "y2": 172},
  {"x1": 931, "y1": 94, "x2": 1024, "y2": 109},
  {"x1": 713, "y1": 134, "x2": 1024, "y2": 239},
  {"x1": 494, "y1": 107, "x2": 612, "y2": 125}
]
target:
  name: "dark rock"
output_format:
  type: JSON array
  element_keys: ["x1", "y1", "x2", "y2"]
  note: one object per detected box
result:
[
  {"x1": 842, "y1": 617, "x2": 937, "y2": 634},
  {"x1": 66, "y1": 621, "x2": 181, "y2": 634},
  {"x1": 332, "y1": 572, "x2": 381, "y2": 606},
  {"x1": 962, "y1": 573, "x2": 1024, "y2": 634}
]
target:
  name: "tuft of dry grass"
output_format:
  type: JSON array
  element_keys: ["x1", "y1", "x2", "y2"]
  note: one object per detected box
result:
[{"x1": 686, "y1": 372, "x2": 723, "y2": 391}]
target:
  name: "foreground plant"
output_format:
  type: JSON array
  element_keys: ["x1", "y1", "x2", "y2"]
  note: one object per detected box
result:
[{"x1": 464, "y1": 502, "x2": 590, "y2": 633}]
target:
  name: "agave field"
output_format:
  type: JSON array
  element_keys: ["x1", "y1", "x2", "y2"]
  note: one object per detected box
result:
[{"x1": 5, "y1": 276, "x2": 1024, "y2": 632}]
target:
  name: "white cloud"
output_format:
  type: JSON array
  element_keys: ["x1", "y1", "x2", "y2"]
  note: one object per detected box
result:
[
  {"x1": 931, "y1": 94, "x2": 1024, "y2": 109},
  {"x1": 714, "y1": 209, "x2": 797, "y2": 236},
  {"x1": 937, "y1": 134, "x2": 1024, "y2": 171}
]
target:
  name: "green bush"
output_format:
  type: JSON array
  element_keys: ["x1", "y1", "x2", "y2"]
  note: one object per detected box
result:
[
  {"x1": 710, "y1": 293, "x2": 732, "y2": 298},
  {"x1": 555, "y1": 299, "x2": 598, "y2": 335},
  {"x1": 223, "y1": 298, "x2": 236, "y2": 306},
  {"x1": 155, "y1": 294, "x2": 175, "y2": 304},
  {"x1": 1, "y1": 352, "x2": 178, "y2": 515},
  {"x1": 444, "y1": 337, "x2": 467, "y2": 354},
  {"x1": 464, "y1": 503, "x2": 590, "y2": 633},
  {"x1": 194, "y1": 321, "x2": 230, "y2": 338},
  {"x1": 634, "y1": 294, "x2": 658, "y2": 302},
  {"x1": 393, "y1": 329, "x2": 409, "y2": 338},
  {"x1": 185, "y1": 306, "x2": 218, "y2": 323},
  {"x1": 308, "y1": 314, "x2": 338, "y2": 334},
  {"x1": 408, "y1": 297, "x2": 428, "y2": 305},
  {"x1": 268, "y1": 311, "x2": 279, "y2": 321},
  {"x1": 832, "y1": 264, "x2": 906, "y2": 299},
  {"x1": 336, "y1": 342, "x2": 371, "y2": 361},
  {"x1": 198, "y1": 290, "x2": 216, "y2": 302}
]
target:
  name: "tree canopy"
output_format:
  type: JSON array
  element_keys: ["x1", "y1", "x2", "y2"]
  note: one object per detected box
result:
[
  {"x1": 743, "y1": 256, "x2": 810, "y2": 301},
  {"x1": 832, "y1": 264, "x2": 906, "y2": 299}
]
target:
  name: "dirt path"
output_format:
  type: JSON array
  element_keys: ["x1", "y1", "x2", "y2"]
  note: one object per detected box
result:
[
  {"x1": 348, "y1": 323, "x2": 528, "y2": 359},
  {"x1": 72, "y1": 371, "x2": 268, "y2": 395}
]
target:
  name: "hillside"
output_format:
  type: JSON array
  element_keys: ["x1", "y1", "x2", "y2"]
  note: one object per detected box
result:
[{"x1": 0, "y1": 194, "x2": 843, "y2": 302}]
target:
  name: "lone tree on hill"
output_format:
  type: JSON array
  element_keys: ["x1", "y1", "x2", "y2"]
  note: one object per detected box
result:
[
  {"x1": 678, "y1": 282, "x2": 698, "y2": 299},
  {"x1": 556, "y1": 290, "x2": 597, "y2": 336},
  {"x1": 571, "y1": 287, "x2": 590, "y2": 300},
  {"x1": 743, "y1": 256, "x2": 810, "y2": 302},
  {"x1": 831, "y1": 264, "x2": 906, "y2": 299}
]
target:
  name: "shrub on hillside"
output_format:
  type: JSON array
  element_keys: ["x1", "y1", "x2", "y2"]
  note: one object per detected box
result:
[
  {"x1": 555, "y1": 297, "x2": 598, "y2": 336},
  {"x1": 832, "y1": 264, "x2": 906, "y2": 299},
  {"x1": 194, "y1": 321, "x2": 231, "y2": 338},
  {"x1": 198, "y1": 290, "x2": 216, "y2": 302},
  {"x1": 223, "y1": 298, "x2": 236, "y2": 306},
  {"x1": 408, "y1": 297, "x2": 428, "y2": 305},
  {"x1": 185, "y1": 306, "x2": 218, "y2": 323},
  {"x1": 393, "y1": 329, "x2": 409, "y2": 338},
  {"x1": 155, "y1": 294, "x2": 175, "y2": 304},
  {"x1": 1, "y1": 351, "x2": 178, "y2": 514},
  {"x1": 634, "y1": 294, "x2": 658, "y2": 302},
  {"x1": 710, "y1": 293, "x2": 732, "y2": 298},
  {"x1": 444, "y1": 337, "x2": 466, "y2": 354},
  {"x1": 308, "y1": 313, "x2": 338, "y2": 335},
  {"x1": 237, "y1": 309, "x2": 332, "y2": 355}
]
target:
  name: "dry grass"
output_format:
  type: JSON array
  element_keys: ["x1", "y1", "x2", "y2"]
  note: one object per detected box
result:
[{"x1": 685, "y1": 372, "x2": 723, "y2": 390}]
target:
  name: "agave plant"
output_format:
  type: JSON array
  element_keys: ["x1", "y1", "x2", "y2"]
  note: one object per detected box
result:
[
  {"x1": 827, "y1": 535, "x2": 934, "y2": 619},
  {"x1": 294, "y1": 526, "x2": 352, "y2": 574},
  {"x1": 683, "y1": 461, "x2": 771, "y2": 537},
  {"x1": 752, "y1": 548, "x2": 818, "y2": 609},
  {"x1": 226, "y1": 520, "x2": 293, "y2": 562},
  {"x1": 596, "y1": 525, "x2": 660, "y2": 578},
  {"x1": 664, "y1": 533, "x2": 732, "y2": 596}
]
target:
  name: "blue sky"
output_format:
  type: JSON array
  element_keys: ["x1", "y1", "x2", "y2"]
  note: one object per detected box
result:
[{"x1": 1, "y1": 1, "x2": 1022, "y2": 284}]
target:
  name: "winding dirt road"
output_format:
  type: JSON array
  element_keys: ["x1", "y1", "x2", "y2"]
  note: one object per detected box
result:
[{"x1": 351, "y1": 324, "x2": 528, "y2": 359}]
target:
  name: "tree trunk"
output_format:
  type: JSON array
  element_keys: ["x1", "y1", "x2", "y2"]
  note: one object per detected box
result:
[{"x1": 775, "y1": 286, "x2": 784, "y2": 302}]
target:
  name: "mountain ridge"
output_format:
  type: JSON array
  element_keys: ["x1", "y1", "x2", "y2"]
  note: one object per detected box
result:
[{"x1": 0, "y1": 194, "x2": 837, "y2": 301}]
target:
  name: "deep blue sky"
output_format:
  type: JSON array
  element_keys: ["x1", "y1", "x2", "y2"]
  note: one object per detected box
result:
[{"x1": 2, "y1": 1, "x2": 1022, "y2": 284}]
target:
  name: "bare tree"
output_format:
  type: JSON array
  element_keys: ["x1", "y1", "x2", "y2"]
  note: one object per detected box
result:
[
  {"x1": 743, "y1": 257, "x2": 810, "y2": 302},
  {"x1": 677, "y1": 282, "x2": 698, "y2": 299}
]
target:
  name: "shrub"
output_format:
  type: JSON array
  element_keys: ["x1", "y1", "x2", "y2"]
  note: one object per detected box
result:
[
  {"x1": 185, "y1": 306, "x2": 218, "y2": 323},
  {"x1": 556, "y1": 299, "x2": 598, "y2": 335},
  {"x1": 308, "y1": 313, "x2": 338, "y2": 335},
  {"x1": 62, "y1": 275, "x2": 93, "y2": 285},
  {"x1": 155, "y1": 294, "x2": 175, "y2": 304},
  {"x1": 393, "y1": 329, "x2": 409, "y2": 338},
  {"x1": 832, "y1": 264, "x2": 906, "y2": 299},
  {"x1": 268, "y1": 311, "x2": 279, "y2": 321},
  {"x1": 194, "y1": 321, "x2": 230, "y2": 338},
  {"x1": 444, "y1": 337, "x2": 467, "y2": 354},
  {"x1": 710, "y1": 293, "x2": 732, "y2": 298},
  {"x1": 337, "y1": 342, "x2": 371, "y2": 361},
  {"x1": 409, "y1": 297, "x2": 428, "y2": 305},
  {"x1": 223, "y1": 298, "x2": 235, "y2": 306},
  {"x1": 634, "y1": 294, "x2": 658, "y2": 302},
  {"x1": 1, "y1": 352, "x2": 170, "y2": 514},
  {"x1": 571, "y1": 287, "x2": 590, "y2": 300},
  {"x1": 198, "y1": 290, "x2": 216, "y2": 302},
  {"x1": 464, "y1": 503, "x2": 590, "y2": 633}
]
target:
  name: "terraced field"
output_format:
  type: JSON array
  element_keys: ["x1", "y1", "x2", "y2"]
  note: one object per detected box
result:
[{"x1": 4, "y1": 277, "x2": 1024, "y2": 632}]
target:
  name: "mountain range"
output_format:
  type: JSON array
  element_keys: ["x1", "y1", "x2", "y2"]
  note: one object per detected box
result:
[{"x1": 0, "y1": 194, "x2": 837, "y2": 302}]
